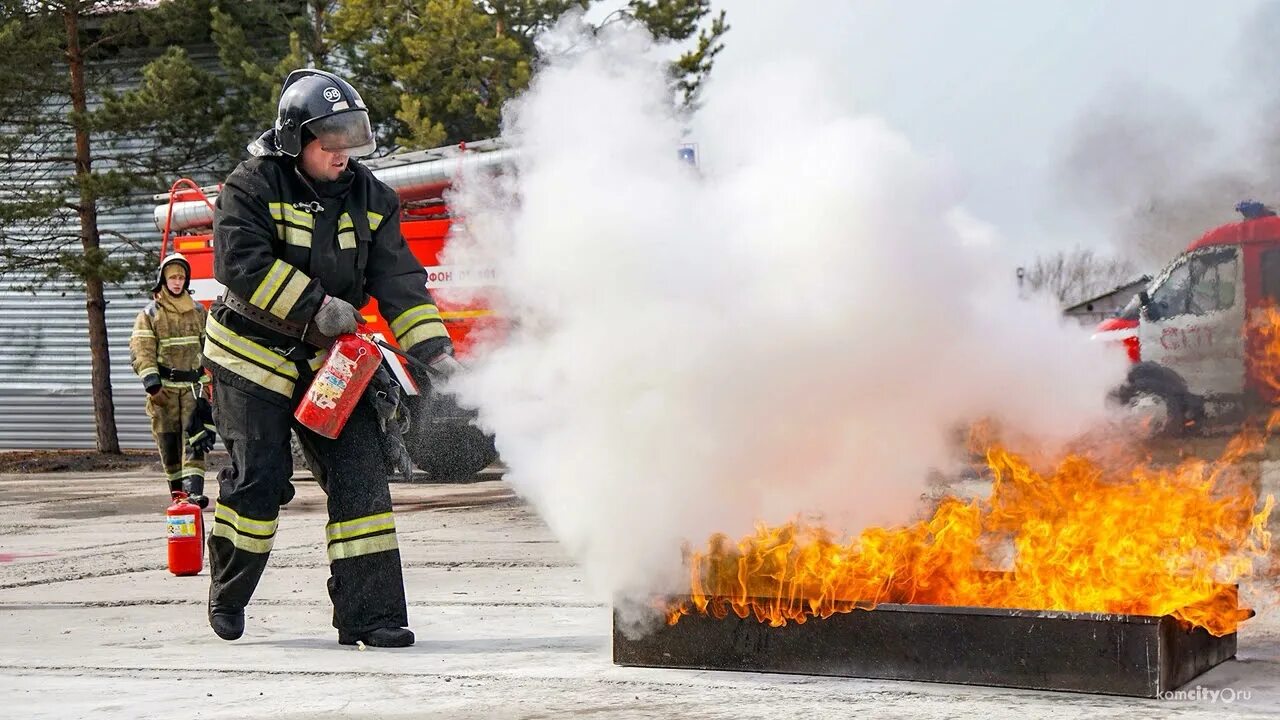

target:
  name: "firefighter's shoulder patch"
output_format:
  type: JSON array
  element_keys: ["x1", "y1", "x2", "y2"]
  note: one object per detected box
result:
[{"x1": 143, "y1": 300, "x2": 158, "y2": 319}]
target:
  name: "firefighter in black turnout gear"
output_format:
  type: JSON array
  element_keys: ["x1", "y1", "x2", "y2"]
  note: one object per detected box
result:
[{"x1": 203, "y1": 69, "x2": 455, "y2": 647}]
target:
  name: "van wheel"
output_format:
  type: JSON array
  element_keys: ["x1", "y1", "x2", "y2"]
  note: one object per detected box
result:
[
  {"x1": 1112, "y1": 371, "x2": 1194, "y2": 437},
  {"x1": 404, "y1": 390, "x2": 499, "y2": 483}
]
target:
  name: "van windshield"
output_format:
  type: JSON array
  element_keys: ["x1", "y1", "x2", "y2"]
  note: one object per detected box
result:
[{"x1": 1117, "y1": 293, "x2": 1140, "y2": 321}]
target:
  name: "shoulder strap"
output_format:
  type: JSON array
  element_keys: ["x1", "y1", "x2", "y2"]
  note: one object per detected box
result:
[{"x1": 347, "y1": 178, "x2": 374, "y2": 293}]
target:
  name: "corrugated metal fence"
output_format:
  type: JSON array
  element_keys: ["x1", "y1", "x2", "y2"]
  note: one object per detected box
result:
[{"x1": 0, "y1": 285, "x2": 154, "y2": 449}]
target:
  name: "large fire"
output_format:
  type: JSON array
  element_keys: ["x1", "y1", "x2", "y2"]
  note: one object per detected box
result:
[
  {"x1": 667, "y1": 302, "x2": 1280, "y2": 637},
  {"x1": 668, "y1": 303, "x2": 1280, "y2": 636},
  {"x1": 668, "y1": 433, "x2": 1273, "y2": 635},
  {"x1": 667, "y1": 303, "x2": 1280, "y2": 635}
]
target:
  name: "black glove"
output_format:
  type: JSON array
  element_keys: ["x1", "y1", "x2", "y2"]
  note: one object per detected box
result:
[
  {"x1": 368, "y1": 366, "x2": 415, "y2": 481},
  {"x1": 186, "y1": 396, "x2": 217, "y2": 454},
  {"x1": 142, "y1": 374, "x2": 162, "y2": 396}
]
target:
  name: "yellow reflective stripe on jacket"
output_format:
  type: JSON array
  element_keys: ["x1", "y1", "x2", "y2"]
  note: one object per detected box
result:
[
  {"x1": 328, "y1": 533, "x2": 399, "y2": 561},
  {"x1": 203, "y1": 317, "x2": 298, "y2": 398},
  {"x1": 248, "y1": 259, "x2": 311, "y2": 320},
  {"x1": 268, "y1": 203, "x2": 316, "y2": 228},
  {"x1": 249, "y1": 260, "x2": 290, "y2": 307},
  {"x1": 158, "y1": 336, "x2": 201, "y2": 348},
  {"x1": 280, "y1": 225, "x2": 312, "y2": 248},
  {"x1": 137, "y1": 365, "x2": 158, "y2": 378},
  {"x1": 389, "y1": 301, "x2": 450, "y2": 345},
  {"x1": 201, "y1": 343, "x2": 294, "y2": 397},
  {"x1": 366, "y1": 211, "x2": 384, "y2": 232},
  {"x1": 390, "y1": 304, "x2": 440, "y2": 336},
  {"x1": 390, "y1": 303, "x2": 449, "y2": 350},
  {"x1": 326, "y1": 512, "x2": 395, "y2": 542},
  {"x1": 337, "y1": 213, "x2": 356, "y2": 250},
  {"x1": 398, "y1": 322, "x2": 450, "y2": 351},
  {"x1": 269, "y1": 204, "x2": 315, "y2": 247},
  {"x1": 132, "y1": 329, "x2": 156, "y2": 339},
  {"x1": 269, "y1": 268, "x2": 311, "y2": 319},
  {"x1": 205, "y1": 318, "x2": 298, "y2": 379}
]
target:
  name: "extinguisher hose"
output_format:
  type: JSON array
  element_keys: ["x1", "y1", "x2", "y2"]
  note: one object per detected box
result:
[{"x1": 368, "y1": 336, "x2": 435, "y2": 374}]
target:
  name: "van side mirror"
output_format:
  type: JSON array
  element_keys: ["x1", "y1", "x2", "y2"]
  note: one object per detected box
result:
[{"x1": 1138, "y1": 290, "x2": 1151, "y2": 307}]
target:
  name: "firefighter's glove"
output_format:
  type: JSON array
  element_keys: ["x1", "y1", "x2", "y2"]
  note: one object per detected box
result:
[
  {"x1": 142, "y1": 374, "x2": 162, "y2": 396},
  {"x1": 368, "y1": 366, "x2": 401, "y2": 433},
  {"x1": 185, "y1": 396, "x2": 217, "y2": 454},
  {"x1": 312, "y1": 295, "x2": 362, "y2": 338},
  {"x1": 369, "y1": 366, "x2": 415, "y2": 481},
  {"x1": 411, "y1": 351, "x2": 465, "y2": 394}
]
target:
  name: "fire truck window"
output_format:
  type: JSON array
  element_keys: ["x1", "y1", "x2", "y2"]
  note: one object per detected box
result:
[
  {"x1": 1186, "y1": 249, "x2": 1237, "y2": 316},
  {"x1": 1262, "y1": 248, "x2": 1280, "y2": 304},
  {"x1": 1146, "y1": 261, "x2": 1192, "y2": 320}
]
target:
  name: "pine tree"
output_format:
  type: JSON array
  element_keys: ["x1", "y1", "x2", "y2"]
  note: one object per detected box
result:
[{"x1": 329, "y1": 0, "x2": 729, "y2": 150}]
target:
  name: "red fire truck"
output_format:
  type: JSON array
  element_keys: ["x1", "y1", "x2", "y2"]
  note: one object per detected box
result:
[
  {"x1": 1098, "y1": 201, "x2": 1280, "y2": 435},
  {"x1": 154, "y1": 140, "x2": 510, "y2": 480}
]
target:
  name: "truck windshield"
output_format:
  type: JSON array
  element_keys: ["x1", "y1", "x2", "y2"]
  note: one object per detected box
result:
[{"x1": 1145, "y1": 247, "x2": 1237, "y2": 321}]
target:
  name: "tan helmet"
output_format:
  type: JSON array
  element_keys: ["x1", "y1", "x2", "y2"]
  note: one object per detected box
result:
[{"x1": 151, "y1": 253, "x2": 191, "y2": 294}]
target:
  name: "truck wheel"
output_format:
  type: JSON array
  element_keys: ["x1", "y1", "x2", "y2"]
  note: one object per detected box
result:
[
  {"x1": 1111, "y1": 367, "x2": 1194, "y2": 437},
  {"x1": 404, "y1": 390, "x2": 498, "y2": 483}
]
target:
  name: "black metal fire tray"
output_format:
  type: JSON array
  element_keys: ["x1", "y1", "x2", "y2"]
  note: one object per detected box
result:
[{"x1": 613, "y1": 600, "x2": 1237, "y2": 697}]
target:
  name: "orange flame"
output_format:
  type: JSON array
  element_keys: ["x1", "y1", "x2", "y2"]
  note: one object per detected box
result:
[
  {"x1": 669, "y1": 304, "x2": 1280, "y2": 635},
  {"x1": 1248, "y1": 303, "x2": 1280, "y2": 403},
  {"x1": 669, "y1": 429, "x2": 1274, "y2": 636}
]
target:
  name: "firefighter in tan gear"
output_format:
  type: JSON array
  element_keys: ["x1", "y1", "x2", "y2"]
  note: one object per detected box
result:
[
  {"x1": 130, "y1": 254, "x2": 215, "y2": 507},
  {"x1": 202, "y1": 69, "x2": 459, "y2": 648}
]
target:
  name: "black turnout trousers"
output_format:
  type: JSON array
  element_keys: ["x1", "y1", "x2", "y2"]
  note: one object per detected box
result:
[{"x1": 207, "y1": 377, "x2": 408, "y2": 635}]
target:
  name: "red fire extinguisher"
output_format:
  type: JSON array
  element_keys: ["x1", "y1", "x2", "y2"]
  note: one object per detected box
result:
[
  {"x1": 294, "y1": 330, "x2": 382, "y2": 439},
  {"x1": 166, "y1": 492, "x2": 204, "y2": 576}
]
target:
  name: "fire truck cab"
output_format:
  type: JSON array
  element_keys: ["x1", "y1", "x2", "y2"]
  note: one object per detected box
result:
[
  {"x1": 155, "y1": 141, "x2": 509, "y2": 480},
  {"x1": 1103, "y1": 202, "x2": 1280, "y2": 434}
]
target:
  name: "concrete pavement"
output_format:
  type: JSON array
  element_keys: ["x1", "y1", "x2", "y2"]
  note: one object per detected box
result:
[{"x1": 2, "y1": 468, "x2": 1279, "y2": 719}]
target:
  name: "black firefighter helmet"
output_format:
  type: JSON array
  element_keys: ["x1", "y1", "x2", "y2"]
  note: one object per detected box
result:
[
  {"x1": 274, "y1": 69, "x2": 377, "y2": 158},
  {"x1": 151, "y1": 253, "x2": 191, "y2": 295}
]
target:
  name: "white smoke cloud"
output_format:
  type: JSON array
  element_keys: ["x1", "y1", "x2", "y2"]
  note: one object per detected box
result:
[{"x1": 443, "y1": 16, "x2": 1129, "y2": 604}]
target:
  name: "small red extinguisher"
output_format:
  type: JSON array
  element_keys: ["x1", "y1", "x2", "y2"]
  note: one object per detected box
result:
[
  {"x1": 294, "y1": 330, "x2": 382, "y2": 439},
  {"x1": 166, "y1": 492, "x2": 204, "y2": 576}
]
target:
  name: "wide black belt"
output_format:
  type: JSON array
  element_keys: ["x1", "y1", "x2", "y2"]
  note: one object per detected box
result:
[
  {"x1": 223, "y1": 291, "x2": 306, "y2": 339},
  {"x1": 158, "y1": 365, "x2": 202, "y2": 382}
]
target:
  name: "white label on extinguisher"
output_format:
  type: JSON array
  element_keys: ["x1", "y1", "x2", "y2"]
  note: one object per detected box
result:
[
  {"x1": 307, "y1": 351, "x2": 360, "y2": 410},
  {"x1": 167, "y1": 515, "x2": 197, "y2": 538}
]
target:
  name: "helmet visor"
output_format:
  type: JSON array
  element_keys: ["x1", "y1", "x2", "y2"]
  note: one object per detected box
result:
[{"x1": 305, "y1": 110, "x2": 377, "y2": 157}]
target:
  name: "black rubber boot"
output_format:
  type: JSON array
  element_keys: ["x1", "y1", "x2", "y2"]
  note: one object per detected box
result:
[
  {"x1": 183, "y1": 477, "x2": 209, "y2": 509},
  {"x1": 338, "y1": 627, "x2": 414, "y2": 648},
  {"x1": 210, "y1": 608, "x2": 245, "y2": 641}
]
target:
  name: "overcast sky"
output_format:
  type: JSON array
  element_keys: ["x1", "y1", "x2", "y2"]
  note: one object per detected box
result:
[{"x1": 596, "y1": 1, "x2": 1275, "y2": 265}]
